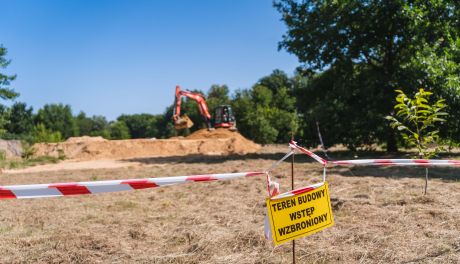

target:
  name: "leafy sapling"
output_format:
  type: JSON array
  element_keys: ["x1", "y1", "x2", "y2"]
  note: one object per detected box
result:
[{"x1": 385, "y1": 89, "x2": 448, "y2": 194}]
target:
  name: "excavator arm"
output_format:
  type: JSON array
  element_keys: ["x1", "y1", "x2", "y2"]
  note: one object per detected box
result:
[{"x1": 173, "y1": 85, "x2": 212, "y2": 130}]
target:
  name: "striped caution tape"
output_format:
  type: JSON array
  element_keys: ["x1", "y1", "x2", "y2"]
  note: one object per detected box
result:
[
  {"x1": 3, "y1": 141, "x2": 460, "y2": 200},
  {"x1": 264, "y1": 141, "x2": 328, "y2": 198},
  {"x1": 269, "y1": 182, "x2": 325, "y2": 200},
  {"x1": 332, "y1": 159, "x2": 460, "y2": 166},
  {"x1": 288, "y1": 141, "x2": 460, "y2": 168},
  {"x1": 0, "y1": 172, "x2": 264, "y2": 200},
  {"x1": 265, "y1": 150, "x2": 294, "y2": 198},
  {"x1": 289, "y1": 140, "x2": 328, "y2": 166}
]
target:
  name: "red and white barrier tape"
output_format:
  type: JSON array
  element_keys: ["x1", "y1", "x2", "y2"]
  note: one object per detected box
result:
[
  {"x1": 270, "y1": 182, "x2": 324, "y2": 200},
  {"x1": 288, "y1": 141, "x2": 460, "y2": 168},
  {"x1": 265, "y1": 150, "x2": 294, "y2": 197},
  {"x1": 332, "y1": 159, "x2": 460, "y2": 166},
  {"x1": 266, "y1": 150, "x2": 295, "y2": 172},
  {"x1": 4, "y1": 140, "x2": 459, "y2": 201},
  {"x1": 264, "y1": 141, "x2": 328, "y2": 198},
  {"x1": 0, "y1": 172, "x2": 264, "y2": 200},
  {"x1": 289, "y1": 140, "x2": 328, "y2": 166}
]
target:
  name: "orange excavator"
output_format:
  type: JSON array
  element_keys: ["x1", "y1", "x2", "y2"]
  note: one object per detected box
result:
[{"x1": 173, "y1": 85, "x2": 237, "y2": 131}]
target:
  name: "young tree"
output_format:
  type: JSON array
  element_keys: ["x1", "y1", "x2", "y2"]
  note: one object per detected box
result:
[
  {"x1": 386, "y1": 88, "x2": 448, "y2": 194},
  {"x1": 275, "y1": 0, "x2": 460, "y2": 150},
  {"x1": 32, "y1": 123, "x2": 62, "y2": 143}
]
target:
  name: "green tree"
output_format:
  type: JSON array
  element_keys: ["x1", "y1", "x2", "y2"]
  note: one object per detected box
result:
[
  {"x1": 75, "y1": 112, "x2": 92, "y2": 136},
  {"x1": 76, "y1": 112, "x2": 110, "y2": 138},
  {"x1": 0, "y1": 45, "x2": 19, "y2": 136},
  {"x1": 206, "y1": 84, "x2": 231, "y2": 121},
  {"x1": 7, "y1": 102, "x2": 34, "y2": 136},
  {"x1": 159, "y1": 104, "x2": 178, "y2": 137},
  {"x1": 0, "y1": 45, "x2": 19, "y2": 101},
  {"x1": 408, "y1": 37, "x2": 460, "y2": 142},
  {"x1": 35, "y1": 104, "x2": 77, "y2": 139},
  {"x1": 109, "y1": 121, "x2": 131, "y2": 140},
  {"x1": 0, "y1": 104, "x2": 11, "y2": 137},
  {"x1": 32, "y1": 123, "x2": 62, "y2": 143},
  {"x1": 275, "y1": 0, "x2": 460, "y2": 150},
  {"x1": 207, "y1": 84, "x2": 231, "y2": 103},
  {"x1": 291, "y1": 69, "x2": 389, "y2": 150},
  {"x1": 153, "y1": 109, "x2": 176, "y2": 139},
  {"x1": 117, "y1": 113, "x2": 159, "y2": 138},
  {"x1": 88, "y1": 115, "x2": 110, "y2": 137},
  {"x1": 232, "y1": 70, "x2": 298, "y2": 144}
]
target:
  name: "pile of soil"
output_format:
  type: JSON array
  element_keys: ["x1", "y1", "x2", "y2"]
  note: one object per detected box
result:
[
  {"x1": 65, "y1": 136, "x2": 107, "y2": 143},
  {"x1": 33, "y1": 129, "x2": 260, "y2": 161},
  {"x1": 186, "y1": 129, "x2": 241, "y2": 139}
]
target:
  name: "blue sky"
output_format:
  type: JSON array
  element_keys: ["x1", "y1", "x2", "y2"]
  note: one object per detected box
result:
[{"x1": 1, "y1": 0, "x2": 298, "y2": 120}]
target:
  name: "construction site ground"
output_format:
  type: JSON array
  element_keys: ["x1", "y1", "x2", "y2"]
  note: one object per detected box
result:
[{"x1": 0, "y1": 138, "x2": 459, "y2": 263}]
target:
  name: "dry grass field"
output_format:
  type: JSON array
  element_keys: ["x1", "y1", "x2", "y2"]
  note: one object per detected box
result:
[{"x1": 0, "y1": 145, "x2": 459, "y2": 263}]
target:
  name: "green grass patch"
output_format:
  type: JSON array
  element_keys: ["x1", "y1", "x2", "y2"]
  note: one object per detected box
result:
[{"x1": 0, "y1": 155, "x2": 62, "y2": 170}]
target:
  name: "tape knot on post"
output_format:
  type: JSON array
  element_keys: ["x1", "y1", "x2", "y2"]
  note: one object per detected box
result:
[{"x1": 289, "y1": 140, "x2": 328, "y2": 166}]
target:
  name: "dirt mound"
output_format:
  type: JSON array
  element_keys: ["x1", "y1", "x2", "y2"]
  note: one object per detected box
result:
[
  {"x1": 65, "y1": 136, "x2": 107, "y2": 143},
  {"x1": 186, "y1": 128, "x2": 261, "y2": 155},
  {"x1": 187, "y1": 128, "x2": 240, "y2": 139},
  {"x1": 33, "y1": 131, "x2": 260, "y2": 161}
]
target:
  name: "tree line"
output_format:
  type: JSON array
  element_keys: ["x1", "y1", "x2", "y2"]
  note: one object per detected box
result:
[
  {"x1": 1, "y1": 0, "x2": 459, "y2": 152},
  {"x1": 0, "y1": 69, "x2": 299, "y2": 144},
  {"x1": 0, "y1": 101, "x2": 175, "y2": 143}
]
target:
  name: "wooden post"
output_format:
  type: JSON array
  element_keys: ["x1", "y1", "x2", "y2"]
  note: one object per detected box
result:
[{"x1": 424, "y1": 168, "x2": 429, "y2": 195}]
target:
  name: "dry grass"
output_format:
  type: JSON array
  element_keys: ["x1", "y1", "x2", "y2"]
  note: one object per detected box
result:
[{"x1": 0, "y1": 145, "x2": 459, "y2": 263}]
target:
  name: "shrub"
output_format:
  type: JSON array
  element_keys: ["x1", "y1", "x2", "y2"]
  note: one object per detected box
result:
[{"x1": 386, "y1": 88, "x2": 448, "y2": 194}]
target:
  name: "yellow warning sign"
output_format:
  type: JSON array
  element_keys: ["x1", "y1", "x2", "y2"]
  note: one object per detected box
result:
[{"x1": 266, "y1": 182, "x2": 334, "y2": 245}]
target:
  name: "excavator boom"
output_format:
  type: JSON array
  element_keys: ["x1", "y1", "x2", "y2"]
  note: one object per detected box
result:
[{"x1": 173, "y1": 86, "x2": 212, "y2": 130}]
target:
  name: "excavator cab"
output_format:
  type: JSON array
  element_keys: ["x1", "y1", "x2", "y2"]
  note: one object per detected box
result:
[{"x1": 213, "y1": 105, "x2": 237, "y2": 131}]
